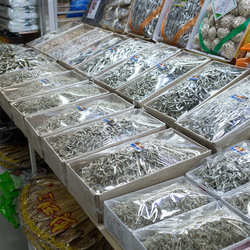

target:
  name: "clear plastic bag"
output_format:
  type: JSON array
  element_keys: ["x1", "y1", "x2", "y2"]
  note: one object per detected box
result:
[
  {"x1": 109, "y1": 177, "x2": 213, "y2": 230},
  {"x1": 128, "y1": 0, "x2": 166, "y2": 38},
  {"x1": 77, "y1": 38, "x2": 151, "y2": 76},
  {"x1": 187, "y1": 140, "x2": 250, "y2": 196},
  {"x1": 12, "y1": 82, "x2": 107, "y2": 115},
  {"x1": 47, "y1": 109, "x2": 165, "y2": 162},
  {"x1": 134, "y1": 202, "x2": 250, "y2": 250},
  {"x1": 0, "y1": 63, "x2": 66, "y2": 88},
  {"x1": 77, "y1": 129, "x2": 206, "y2": 194},
  {"x1": 0, "y1": 5, "x2": 39, "y2": 19},
  {"x1": 97, "y1": 43, "x2": 179, "y2": 89},
  {"x1": 147, "y1": 61, "x2": 246, "y2": 120},
  {"x1": 177, "y1": 76, "x2": 250, "y2": 142},
  {"x1": 62, "y1": 35, "x2": 126, "y2": 67},
  {"x1": 49, "y1": 29, "x2": 110, "y2": 59},
  {"x1": 118, "y1": 51, "x2": 208, "y2": 102}
]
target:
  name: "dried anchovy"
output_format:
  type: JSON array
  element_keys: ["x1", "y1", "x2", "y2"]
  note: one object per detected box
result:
[
  {"x1": 63, "y1": 36, "x2": 125, "y2": 66},
  {"x1": 149, "y1": 63, "x2": 244, "y2": 119},
  {"x1": 142, "y1": 209, "x2": 250, "y2": 249},
  {"x1": 177, "y1": 79, "x2": 250, "y2": 141},
  {"x1": 225, "y1": 188, "x2": 250, "y2": 216},
  {"x1": 7, "y1": 75, "x2": 82, "y2": 100},
  {"x1": 50, "y1": 29, "x2": 110, "y2": 59},
  {"x1": 39, "y1": 27, "x2": 92, "y2": 52},
  {"x1": 50, "y1": 113, "x2": 162, "y2": 161},
  {"x1": 119, "y1": 53, "x2": 207, "y2": 102},
  {"x1": 130, "y1": 0, "x2": 164, "y2": 37},
  {"x1": 35, "y1": 101, "x2": 129, "y2": 135},
  {"x1": 99, "y1": 45, "x2": 178, "y2": 88},
  {"x1": 30, "y1": 21, "x2": 82, "y2": 46},
  {"x1": 161, "y1": 0, "x2": 202, "y2": 47},
  {"x1": 0, "y1": 64, "x2": 65, "y2": 88},
  {"x1": 78, "y1": 39, "x2": 151, "y2": 75},
  {"x1": 0, "y1": 51, "x2": 53, "y2": 74},
  {"x1": 190, "y1": 141, "x2": 250, "y2": 194},
  {"x1": 14, "y1": 85, "x2": 105, "y2": 115},
  {"x1": 79, "y1": 134, "x2": 203, "y2": 194},
  {"x1": 112, "y1": 183, "x2": 210, "y2": 230},
  {"x1": 0, "y1": 44, "x2": 25, "y2": 57}
]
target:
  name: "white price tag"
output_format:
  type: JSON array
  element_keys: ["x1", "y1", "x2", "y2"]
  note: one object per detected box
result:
[{"x1": 212, "y1": 0, "x2": 237, "y2": 20}]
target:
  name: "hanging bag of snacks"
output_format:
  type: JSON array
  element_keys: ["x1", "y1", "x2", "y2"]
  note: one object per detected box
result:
[
  {"x1": 188, "y1": 0, "x2": 250, "y2": 61},
  {"x1": 153, "y1": 0, "x2": 208, "y2": 47}
]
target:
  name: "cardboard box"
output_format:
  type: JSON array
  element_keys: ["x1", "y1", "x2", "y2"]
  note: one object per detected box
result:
[
  {"x1": 104, "y1": 176, "x2": 215, "y2": 250},
  {"x1": 65, "y1": 129, "x2": 211, "y2": 223}
]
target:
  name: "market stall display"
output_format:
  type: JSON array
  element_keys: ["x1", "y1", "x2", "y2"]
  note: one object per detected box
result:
[
  {"x1": 144, "y1": 61, "x2": 248, "y2": 126},
  {"x1": 95, "y1": 43, "x2": 179, "y2": 91},
  {"x1": 134, "y1": 202, "x2": 250, "y2": 250},
  {"x1": 176, "y1": 75, "x2": 250, "y2": 151},
  {"x1": 186, "y1": 140, "x2": 250, "y2": 198},
  {"x1": 116, "y1": 51, "x2": 209, "y2": 107},
  {"x1": 19, "y1": 173, "x2": 113, "y2": 250}
]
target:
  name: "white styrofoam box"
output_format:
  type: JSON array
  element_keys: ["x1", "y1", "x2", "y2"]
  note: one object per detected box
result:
[
  {"x1": 143, "y1": 61, "x2": 249, "y2": 127},
  {"x1": 24, "y1": 93, "x2": 134, "y2": 158},
  {"x1": 104, "y1": 176, "x2": 215, "y2": 250},
  {"x1": 66, "y1": 128, "x2": 211, "y2": 223},
  {"x1": 115, "y1": 50, "x2": 211, "y2": 108}
]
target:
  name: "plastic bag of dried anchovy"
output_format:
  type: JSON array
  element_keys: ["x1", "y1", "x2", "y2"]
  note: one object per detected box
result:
[
  {"x1": 186, "y1": 140, "x2": 250, "y2": 198},
  {"x1": 134, "y1": 201, "x2": 250, "y2": 250},
  {"x1": 176, "y1": 75, "x2": 250, "y2": 150},
  {"x1": 105, "y1": 176, "x2": 214, "y2": 231},
  {"x1": 153, "y1": 0, "x2": 208, "y2": 47},
  {"x1": 125, "y1": 0, "x2": 170, "y2": 38},
  {"x1": 188, "y1": 0, "x2": 250, "y2": 61}
]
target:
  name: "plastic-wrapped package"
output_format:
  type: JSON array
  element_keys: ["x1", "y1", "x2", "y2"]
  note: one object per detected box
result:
[
  {"x1": 0, "y1": 49, "x2": 54, "y2": 75},
  {"x1": 127, "y1": 0, "x2": 166, "y2": 38},
  {"x1": 76, "y1": 129, "x2": 207, "y2": 194},
  {"x1": 27, "y1": 21, "x2": 82, "y2": 47},
  {"x1": 134, "y1": 202, "x2": 250, "y2": 250},
  {"x1": 0, "y1": 0, "x2": 38, "y2": 6},
  {"x1": 36, "y1": 24, "x2": 93, "y2": 53},
  {"x1": 177, "y1": 76, "x2": 250, "y2": 147},
  {"x1": 222, "y1": 182, "x2": 250, "y2": 220},
  {"x1": 11, "y1": 82, "x2": 108, "y2": 115},
  {"x1": 187, "y1": 140, "x2": 250, "y2": 197},
  {"x1": 0, "y1": 5, "x2": 39, "y2": 19},
  {"x1": 60, "y1": 34, "x2": 127, "y2": 67},
  {"x1": 190, "y1": 0, "x2": 250, "y2": 60},
  {"x1": 45, "y1": 109, "x2": 165, "y2": 162},
  {"x1": 0, "y1": 17, "x2": 39, "y2": 33},
  {"x1": 145, "y1": 61, "x2": 247, "y2": 121},
  {"x1": 100, "y1": 0, "x2": 132, "y2": 33},
  {"x1": 1, "y1": 71, "x2": 86, "y2": 101},
  {"x1": 48, "y1": 29, "x2": 111, "y2": 59},
  {"x1": 0, "y1": 63, "x2": 66, "y2": 89},
  {"x1": 18, "y1": 174, "x2": 113, "y2": 250},
  {"x1": 77, "y1": 38, "x2": 151, "y2": 76},
  {"x1": 26, "y1": 93, "x2": 133, "y2": 136},
  {"x1": 155, "y1": 0, "x2": 205, "y2": 47},
  {"x1": 96, "y1": 43, "x2": 179, "y2": 90},
  {"x1": 107, "y1": 177, "x2": 213, "y2": 231},
  {"x1": 116, "y1": 51, "x2": 209, "y2": 106},
  {"x1": 82, "y1": 0, "x2": 109, "y2": 27}
]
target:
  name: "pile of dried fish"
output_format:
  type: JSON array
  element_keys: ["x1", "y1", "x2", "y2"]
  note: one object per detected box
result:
[
  {"x1": 177, "y1": 76, "x2": 250, "y2": 142},
  {"x1": 98, "y1": 44, "x2": 178, "y2": 89},
  {"x1": 78, "y1": 130, "x2": 205, "y2": 194},
  {"x1": 147, "y1": 62, "x2": 245, "y2": 119},
  {"x1": 187, "y1": 140, "x2": 250, "y2": 195},
  {"x1": 118, "y1": 52, "x2": 208, "y2": 102},
  {"x1": 13, "y1": 84, "x2": 106, "y2": 115},
  {"x1": 78, "y1": 39, "x2": 151, "y2": 75},
  {"x1": 111, "y1": 181, "x2": 211, "y2": 230}
]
